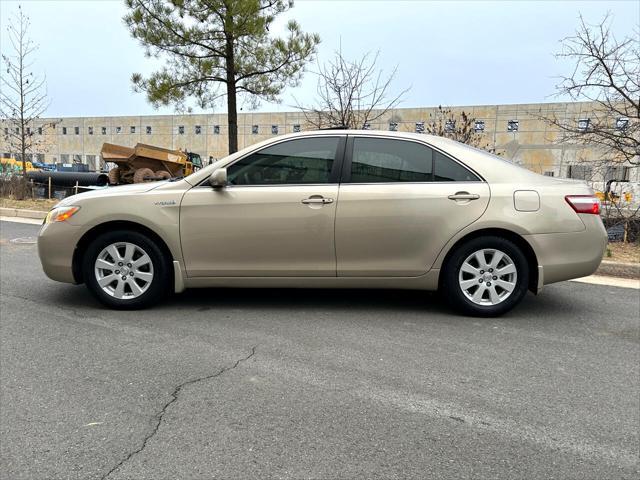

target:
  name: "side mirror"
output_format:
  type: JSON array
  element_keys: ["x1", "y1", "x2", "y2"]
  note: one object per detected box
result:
[{"x1": 208, "y1": 168, "x2": 228, "y2": 189}]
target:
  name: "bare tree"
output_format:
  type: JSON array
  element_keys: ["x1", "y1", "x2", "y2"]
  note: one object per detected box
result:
[
  {"x1": 0, "y1": 6, "x2": 51, "y2": 177},
  {"x1": 545, "y1": 14, "x2": 639, "y2": 167},
  {"x1": 296, "y1": 50, "x2": 409, "y2": 129},
  {"x1": 424, "y1": 106, "x2": 488, "y2": 149},
  {"x1": 543, "y1": 14, "x2": 640, "y2": 242}
]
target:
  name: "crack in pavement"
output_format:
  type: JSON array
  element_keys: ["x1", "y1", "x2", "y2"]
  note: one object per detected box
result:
[
  {"x1": 0, "y1": 291, "x2": 110, "y2": 323},
  {"x1": 100, "y1": 345, "x2": 257, "y2": 480}
]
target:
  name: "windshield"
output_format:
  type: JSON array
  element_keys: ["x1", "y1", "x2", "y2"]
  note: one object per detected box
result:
[{"x1": 189, "y1": 153, "x2": 203, "y2": 168}]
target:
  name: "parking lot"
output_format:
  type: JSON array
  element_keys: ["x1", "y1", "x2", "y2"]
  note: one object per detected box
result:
[{"x1": 1, "y1": 219, "x2": 638, "y2": 479}]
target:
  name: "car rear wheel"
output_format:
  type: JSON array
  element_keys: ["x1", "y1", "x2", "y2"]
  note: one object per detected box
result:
[
  {"x1": 441, "y1": 236, "x2": 529, "y2": 317},
  {"x1": 82, "y1": 230, "x2": 170, "y2": 309}
]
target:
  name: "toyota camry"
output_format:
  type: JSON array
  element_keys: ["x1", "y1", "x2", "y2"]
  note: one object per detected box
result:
[{"x1": 38, "y1": 130, "x2": 607, "y2": 316}]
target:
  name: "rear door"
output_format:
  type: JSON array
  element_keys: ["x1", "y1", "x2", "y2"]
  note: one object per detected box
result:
[{"x1": 335, "y1": 136, "x2": 490, "y2": 276}]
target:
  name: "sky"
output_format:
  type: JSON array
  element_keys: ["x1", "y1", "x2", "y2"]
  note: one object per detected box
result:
[{"x1": 0, "y1": 0, "x2": 638, "y2": 118}]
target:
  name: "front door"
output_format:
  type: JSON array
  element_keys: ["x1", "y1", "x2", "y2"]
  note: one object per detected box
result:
[
  {"x1": 180, "y1": 136, "x2": 345, "y2": 277},
  {"x1": 335, "y1": 136, "x2": 490, "y2": 276}
]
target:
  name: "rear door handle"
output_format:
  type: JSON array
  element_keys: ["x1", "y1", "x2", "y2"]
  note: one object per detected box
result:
[
  {"x1": 448, "y1": 192, "x2": 480, "y2": 201},
  {"x1": 302, "y1": 196, "x2": 334, "y2": 205}
]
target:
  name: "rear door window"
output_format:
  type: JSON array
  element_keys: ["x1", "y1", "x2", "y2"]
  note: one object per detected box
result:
[
  {"x1": 349, "y1": 137, "x2": 433, "y2": 183},
  {"x1": 348, "y1": 137, "x2": 480, "y2": 183},
  {"x1": 433, "y1": 151, "x2": 480, "y2": 182}
]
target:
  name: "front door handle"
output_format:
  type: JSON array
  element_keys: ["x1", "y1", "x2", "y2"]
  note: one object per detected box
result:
[
  {"x1": 448, "y1": 192, "x2": 480, "y2": 201},
  {"x1": 302, "y1": 196, "x2": 334, "y2": 205}
]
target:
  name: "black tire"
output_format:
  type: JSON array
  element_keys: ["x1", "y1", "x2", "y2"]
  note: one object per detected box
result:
[
  {"x1": 441, "y1": 236, "x2": 529, "y2": 317},
  {"x1": 108, "y1": 167, "x2": 120, "y2": 185},
  {"x1": 82, "y1": 230, "x2": 171, "y2": 309},
  {"x1": 133, "y1": 167, "x2": 155, "y2": 183}
]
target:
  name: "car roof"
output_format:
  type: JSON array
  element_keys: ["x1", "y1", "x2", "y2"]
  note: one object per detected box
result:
[{"x1": 185, "y1": 128, "x2": 548, "y2": 186}]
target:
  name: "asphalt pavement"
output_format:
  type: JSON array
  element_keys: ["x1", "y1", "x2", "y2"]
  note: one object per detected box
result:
[{"x1": 1, "y1": 220, "x2": 638, "y2": 479}]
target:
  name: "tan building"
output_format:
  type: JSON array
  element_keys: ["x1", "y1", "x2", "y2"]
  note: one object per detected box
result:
[{"x1": 1, "y1": 101, "x2": 637, "y2": 183}]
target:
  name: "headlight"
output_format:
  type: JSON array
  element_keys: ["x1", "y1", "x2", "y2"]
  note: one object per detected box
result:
[{"x1": 45, "y1": 206, "x2": 81, "y2": 223}]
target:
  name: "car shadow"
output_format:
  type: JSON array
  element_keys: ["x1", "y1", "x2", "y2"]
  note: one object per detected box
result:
[
  {"x1": 46, "y1": 283, "x2": 576, "y2": 323},
  {"x1": 165, "y1": 287, "x2": 450, "y2": 315}
]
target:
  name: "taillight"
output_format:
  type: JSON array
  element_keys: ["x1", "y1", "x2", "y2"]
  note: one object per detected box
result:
[{"x1": 565, "y1": 195, "x2": 600, "y2": 215}]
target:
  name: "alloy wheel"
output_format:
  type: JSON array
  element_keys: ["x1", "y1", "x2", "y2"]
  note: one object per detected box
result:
[
  {"x1": 458, "y1": 248, "x2": 518, "y2": 306},
  {"x1": 94, "y1": 242, "x2": 154, "y2": 299}
]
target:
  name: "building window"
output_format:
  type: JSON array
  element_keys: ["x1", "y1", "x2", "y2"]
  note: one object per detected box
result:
[
  {"x1": 415, "y1": 121, "x2": 425, "y2": 134},
  {"x1": 577, "y1": 118, "x2": 590, "y2": 132},
  {"x1": 271, "y1": 125, "x2": 278, "y2": 135},
  {"x1": 616, "y1": 117, "x2": 629, "y2": 131},
  {"x1": 3, "y1": 128, "x2": 8, "y2": 135},
  {"x1": 195, "y1": 125, "x2": 202, "y2": 135},
  {"x1": 36, "y1": 153, "x2": 44, "y2": 162},
  {"x1": 74, "y1": 126, "x2": 80, "y2": 135},
  {"x1": 389, "y1": 122, "x2": 398, "y2": 131},
  {"x1": 101, "y1": 127, "x2": 107, "y2": 135},
  {"x1": 252, "y1": 125, "x2": 259, "y2": 134},
  {"x1": 37, "y1": 127, "x2": 42, "y2": 135},
  {"x1": 178, "y1": 125, "x2": 185, "y2": 135},
  {"x1": 474, "y1": 120, "x2": 485, "y2": 132},
  {"x1": 130, "y1": 126, "x2": 136, "y2": 134},
  {"x1": 116, "y1": 126, "x2": 122, "y2": 134},
  {"x1": 543, "y1": 171, "x2": 555, "y2": 177},
  {"x1": 293, "y1": 124, "x2": 301, "y2": 133},
  {"x1": 86, "y1": 154, "x2": 97, "y2": 170},
  {"x1": 213, "y1": 125, "x2": 220, "y2": 134},
  {"x1": 445, "y1": 120, "x2": 456, "y2": 132},
  {"x1": 146, "y1": 126, "x2": 152, "y2": 135},
  {"x1": 507, "y1": 120, "x2": 519, "y2": 132},
  {"x1": 26, "y1": 127, "x2": 31, "y2": 135},
  {"x1": 15, "y1": 127, "x2": 19, "y2": 134},
  {"x1": 567, "y1": 164, "x2": 592, "y2": 180},
  {"x1": 72, "y1": 154, "x2": 82, "y2": 163},
  {"x1": 604, "y1": 165, "x2": 630, "y2": 182},
  {"x1": 88, "y1": 126, "x2": 94, "y2": 135},
  {"x1": 60, "y1": 154, "x2": 70, "y2": 162},
  {"x1": 62, "y1": 127, "x2": 67, "y2": 135}
]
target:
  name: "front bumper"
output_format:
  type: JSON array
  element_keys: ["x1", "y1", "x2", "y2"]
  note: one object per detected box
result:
[{"x1": 37, "y1": 221, "x2": 83, "y2": 284}]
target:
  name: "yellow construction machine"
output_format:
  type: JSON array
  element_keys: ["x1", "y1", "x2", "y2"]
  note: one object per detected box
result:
[{"x1": 100, "y1": 143, "x2": 203, "y2": 185}]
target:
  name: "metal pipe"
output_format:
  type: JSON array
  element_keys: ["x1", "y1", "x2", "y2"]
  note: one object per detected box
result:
[{"x1": 27, "y1": 171, "x2": 109, "y2": 187}]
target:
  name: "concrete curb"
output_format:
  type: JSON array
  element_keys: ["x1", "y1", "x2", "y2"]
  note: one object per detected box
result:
[
  {"x1": 0, "y1": 207, "x2": 47, "y2": 220},
  {"x1": 597, "y1": 260, "x2": 639, "y2": 279}
]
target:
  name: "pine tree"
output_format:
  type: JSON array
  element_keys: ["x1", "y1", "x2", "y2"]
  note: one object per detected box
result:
[{"x1": 125, "y1": 0, "x2": 320, "y2": 154}]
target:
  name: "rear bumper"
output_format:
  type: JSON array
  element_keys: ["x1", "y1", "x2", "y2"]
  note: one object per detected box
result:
[
  {"x1": 37, "y1": 221, "x2": 82, "y2": 284},
  {"x1": 525, "y1": 215, "x2": 607, "y2": 285}
]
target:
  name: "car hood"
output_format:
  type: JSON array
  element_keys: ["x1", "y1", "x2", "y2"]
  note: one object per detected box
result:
[{"x1": 56, "y1": 181, "x2": 166, "y2": 207}]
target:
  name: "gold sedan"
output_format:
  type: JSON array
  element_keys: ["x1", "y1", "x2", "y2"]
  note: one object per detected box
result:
[{"x1": 38, "y1": 130, "x2": 607, "y2": 316}]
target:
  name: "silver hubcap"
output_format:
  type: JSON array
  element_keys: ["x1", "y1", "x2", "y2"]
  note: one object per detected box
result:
[
  {"x1": 94, "y1": 242, "x2": 154, "y2": 300},
  {"x1": 458, "y1": 248, "x2": 517, "y2": 306}
]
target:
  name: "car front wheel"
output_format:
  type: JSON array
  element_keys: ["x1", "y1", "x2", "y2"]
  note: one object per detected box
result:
[
  {"x1": 441, "y1": 236, "x2": 529, "y2": 317},
  {"x1": 82, "y1": 230, "x2": 170, "y2": 309}
]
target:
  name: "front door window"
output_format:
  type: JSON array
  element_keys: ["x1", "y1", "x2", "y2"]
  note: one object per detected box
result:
[{"x1": 227, "y1": 137, "x2": 341, "y2": 185}]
